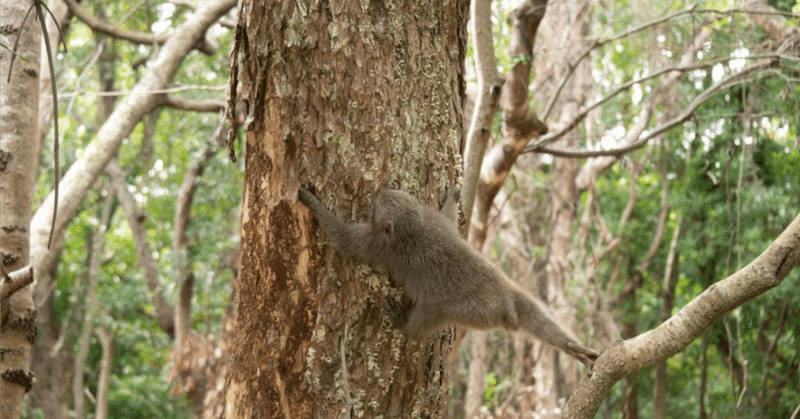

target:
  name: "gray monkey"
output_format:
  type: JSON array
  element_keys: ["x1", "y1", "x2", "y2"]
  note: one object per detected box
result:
[{"x1": 298, "y1": 187, "x2": 599, "y2": 368}]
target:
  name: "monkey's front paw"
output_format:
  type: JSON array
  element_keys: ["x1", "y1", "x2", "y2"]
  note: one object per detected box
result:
[{"x1": 385, "y1": 297, "x2": 412, "y2": 330}]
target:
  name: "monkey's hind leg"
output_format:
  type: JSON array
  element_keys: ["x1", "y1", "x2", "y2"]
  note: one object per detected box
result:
[
  {"x1": 385, "y1": 296, "x2": 413, "y2": 330},
  {"x1": 438, "y1": 186, "x2": 461, "y2": 222},
  {"x1": 402, "y1": 303, "x2": 447, "y2": 339}
]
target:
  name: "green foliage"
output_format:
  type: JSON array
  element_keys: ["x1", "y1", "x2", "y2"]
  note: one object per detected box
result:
[{"x1": 33, "y1": 1, "x2": 240, "y2": 417}]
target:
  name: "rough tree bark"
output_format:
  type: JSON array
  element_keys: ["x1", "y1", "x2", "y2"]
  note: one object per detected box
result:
[
  {"x1": 224, "y1": 0, "x2": 468, "y2": 417},
  {"x1": 0, "y1": 2, "x2": 40, "y2": 418}
]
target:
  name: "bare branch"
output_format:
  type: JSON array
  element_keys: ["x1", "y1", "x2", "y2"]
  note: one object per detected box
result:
[
  {"x1": 531, "y1": 57, "x2": 777, "y2": 158},
  {"x1": 470, "y1": 0, "x2": 548, "y2": 247},
  {"x1": 543, "y1": 2, "x2": 702, "y2": 119},
  {"x1": 543, "y1": 1, "x2": 797, "y2": 119},
  {"x1": 62, "y1": 0, "x2": 219, "y2": 54},
  {"x1": 174, "y1": 129, "x2": 224, "y2": 344},
  {"x1": 30, "y1": 0, "x2": 237, "y2": 288},
  {"x1": 106, "y1": 160, "x2": 175, "y2": 337},
  {"x1": 538, "y1": 54, "x2": 770, "y2": 149},
  {"x1": 162, "y1": 94, "x2": 225, "y2": 112},
  {"x1": 62, "y1": 0, "x2": 168, "y2": 45}
]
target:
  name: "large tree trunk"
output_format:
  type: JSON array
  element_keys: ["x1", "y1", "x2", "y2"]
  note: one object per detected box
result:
[
  {"x1": 0, "y1": 2, "x2": 41, "y2": 418},
  {"x1": 224, "y1": 0, "x2": 468, "y2": 417}
]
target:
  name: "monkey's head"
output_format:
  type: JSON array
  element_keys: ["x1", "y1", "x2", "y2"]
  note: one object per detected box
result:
[{"x1": 369, "y1": 190, "x2": 424, "y2": 239}]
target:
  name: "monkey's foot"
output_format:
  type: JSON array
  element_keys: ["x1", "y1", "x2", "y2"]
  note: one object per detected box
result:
[
  {"x1": 384, "y1": 297, "x2": 412, "y2": 330},
  {"x1": 567, "y1": 341, "x2": 601, "y2": 369}
]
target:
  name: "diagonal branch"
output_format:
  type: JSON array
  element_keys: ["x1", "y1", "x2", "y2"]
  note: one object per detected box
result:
[{"x1": 563, "y1": 211, "x2": 800, "y2": 419}]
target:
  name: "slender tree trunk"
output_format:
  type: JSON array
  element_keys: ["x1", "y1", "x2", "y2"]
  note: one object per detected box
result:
[
  {"x1": 93, "y1": 326, "x2": 113, "y2": 419},
  {"x1": 533, "y1": 0, "x2": 593, "y2": 413},
  {"x1": 224, "y1": 0, "x2": 468, "y2": 417},
  {"x1": 653, "y1": 217, "x2": 681, "y2": 419},
  {"x1": 0, "y1": 2, "x2": 41, "y2": 418},
  {"x1": 72, "y1": 190, "x2": 113, "y2": 419}
]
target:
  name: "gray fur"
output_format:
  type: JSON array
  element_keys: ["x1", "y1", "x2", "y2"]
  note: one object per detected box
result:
[{"x1": 298, "y1": 187, "x2": 599, "y2": 368}]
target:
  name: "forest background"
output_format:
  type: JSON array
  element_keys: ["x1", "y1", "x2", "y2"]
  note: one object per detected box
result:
[{"x1": 0, "y1": 0, "x2": 799, "y2": 418}]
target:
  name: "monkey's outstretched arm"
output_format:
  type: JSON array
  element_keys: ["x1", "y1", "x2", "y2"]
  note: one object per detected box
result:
[{"x1": 298, "y1": 188, "x2": 386, "y2": 264}]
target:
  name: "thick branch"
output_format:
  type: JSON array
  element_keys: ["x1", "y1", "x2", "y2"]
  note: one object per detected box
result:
[
  {"x1": 563, "y1": 211, "x2": 800, "y2": 419},
  {"x1": 470, "y1": 0, "x2": 548, "y2": 247},
  {"x1": 0, "y1": 266, "x2": 33, "y2": 301}
]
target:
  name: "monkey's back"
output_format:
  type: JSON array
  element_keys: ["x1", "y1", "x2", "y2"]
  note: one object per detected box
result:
[{"x1": 375, "y1": 191, "x2": 513, "y2": 313}]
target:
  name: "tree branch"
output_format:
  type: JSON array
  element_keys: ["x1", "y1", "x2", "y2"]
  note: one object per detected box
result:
[
  {"x1": 30, "y1": 0, "x2": 236, "y2": 294},
  {"x1": 530, "y1": 57, "x2": 778, "y2": 158},
  {"x1": 470, "y1": 0, "x2": 548, "y2": 248},
  {"x1": 62, "y1": 0, "x2": 168, "y2": 45},
  {"x1": 563, "y1": 211, "x2": 800, "y2": 419},
  {"x1": 62, "y1": 0, "x2": 219, "y2": 54},
  {"x1": 162, "y1": 94, "x2": 225, "y2": 112},
  {"x1": 105, "y1": 160, "x2": 175, "y2": 337},
  {"x1": 0, "y1": 266, "x2": 33, "y2": 301}
]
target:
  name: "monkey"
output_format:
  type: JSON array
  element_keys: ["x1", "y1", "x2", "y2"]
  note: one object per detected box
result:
[{"x1": 298, "y1": 187, "x2": 600, "y2": 368}]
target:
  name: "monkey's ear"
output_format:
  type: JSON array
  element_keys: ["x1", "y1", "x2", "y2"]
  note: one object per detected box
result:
[{"x1": 384, "y1": 220, "x2": 394, "y2": 235}]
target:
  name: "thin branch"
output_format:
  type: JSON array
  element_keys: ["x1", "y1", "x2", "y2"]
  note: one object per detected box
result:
[
  {"x1": 543, "y1": 2, "x2": 797, "y2": 119},
  {"x1": 106, "y1": 160, "x2": 175, "y2": 337},
  {"x1": 531, "y1": 58, "x2": 777, "y2": 158},
  {"x1": 543, "y1": 2, "x2": 702, "y2": 119},
  {"x1": 57, "y1": 84, "x2": 229, "y2": 99},
  {"x1": 62, "y1": 0, "x2": 169, "y2": 45},
  {"x1": 62, "y1": 0, "x2": 219, "y2": 54},
  {"x1": 35, "y1": 1, "x2": 61, "y2": 250},
  {"x1": 539, "y1": 54, "x2": 775, "y2": 149},
  {"x1": 162, "y1": 95, "x2": 226, "y2": 112}
]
